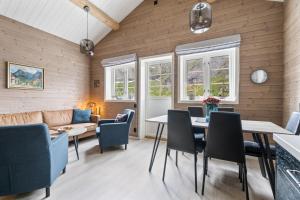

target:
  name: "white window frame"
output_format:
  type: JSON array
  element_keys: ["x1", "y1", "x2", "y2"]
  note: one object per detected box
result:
[
  {"x1": 146, "y1": 59, "x2": 173, "y2": 99},
  {"x1": 104, "y1": 62, "x2": 137, "y2": 102},
  {"x1": 178, "y1": 47, "x2": 240, "y2": 104}
]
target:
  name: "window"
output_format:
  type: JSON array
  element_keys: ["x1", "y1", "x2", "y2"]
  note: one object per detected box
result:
[
  {"x1": 148, "y1": 62, "x2": 172, "y2": 97},
  {"x1": 105, "y1": 62, "x2": 136, "y2": 101},
  {"x1": 179, "y1": 48, "x2": 239, "y2": 103}
]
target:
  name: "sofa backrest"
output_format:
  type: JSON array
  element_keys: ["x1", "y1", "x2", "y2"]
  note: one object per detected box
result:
[
  {"x1": 42, "y1": 109, "x2": 73, "y2": 128},
  {"x1": 0, "y1": 124, "x2": 51, "y2": 195},
  {"x1": 0, "y1": 111, "x2": 43, "y2": 126}
]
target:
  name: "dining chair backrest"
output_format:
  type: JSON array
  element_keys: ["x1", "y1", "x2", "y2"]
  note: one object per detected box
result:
[
  {"x1": 206, "y1": 111, "x2": 245, "y2": 163},
  {"x1": 286, "y1": 112, "x2": 300, "y2": 135},
  {"x1": 167, "y1": 110, "x2": 195, "y2": 153},
  {"x1": 188, "y1": 106, "x2": 204, "y2": 117},
  {"x1": 218, "y1": 107, "x2": 234, "y2": 112}
]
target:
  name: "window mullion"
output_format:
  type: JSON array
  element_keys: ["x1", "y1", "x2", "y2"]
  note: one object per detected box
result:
[
  {"x1": 112, "y1": 68, "x2": 116, "y2": 98},
  {"x1": 204, "y1": 55, "x2": 210, "y2": 97},
  {"x1": 125, "y1": 68, "x2": 129, "y2": 98}
]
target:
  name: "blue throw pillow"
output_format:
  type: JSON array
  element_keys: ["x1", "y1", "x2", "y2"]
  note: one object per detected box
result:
[
  {"x1": 115, "y1": 114, "x2": 128, "y2": 122},
  {"x1": 72, "y1": 109, "x2": 91, "y2": 124}
]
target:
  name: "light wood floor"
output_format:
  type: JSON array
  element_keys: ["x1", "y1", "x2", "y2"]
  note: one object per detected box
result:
[{"x1": 1, "y1": 137, "x2": 273, "y2": 200}]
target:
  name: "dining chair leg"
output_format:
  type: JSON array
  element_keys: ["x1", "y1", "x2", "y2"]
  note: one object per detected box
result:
[
  {"x1": 46, "y1": 187, "x2": 50, "y2": 198},
  {"x1": 162, "y1": 148, "x2": 168, "y2": 182},
  {"x1": 201, "y1": 156, "x2": 207, "y2": 195},
  {"x1": 242, "y1": 166, "x2": 245, "y2": 191},
  {"x1": 243, "y1": 163, "x2": 249, "y2": 200},
  {"x1": 238, "y1": 164, "x2": 241, "y2": 182},
  {"x1": 205, "y1": 155, "x2": 208, "y2": 175},
  {"x1": 176, "y1": 151, "x2": 178, "y2": 167},
  {"x1": 194, "y1": 153, "x2": 198, "y2": 193}
]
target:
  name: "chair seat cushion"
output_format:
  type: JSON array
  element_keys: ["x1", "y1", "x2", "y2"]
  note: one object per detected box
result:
[
  {"x1": 195, "y1": 132, "x2": 206, "y2": 152},
  {"x1": 244, "y1": 141, "x2": 276, "y2": 157},
  {"x1": 193, "y1": 127, "x2": 205, "y2": 134}
]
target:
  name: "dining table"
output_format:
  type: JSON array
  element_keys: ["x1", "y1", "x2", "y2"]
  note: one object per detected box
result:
[{"x1": 146, "y1": 115, "x2": 293, "y2": 198}]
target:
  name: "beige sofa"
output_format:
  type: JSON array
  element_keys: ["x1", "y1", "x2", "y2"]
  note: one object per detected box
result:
[{"x1": 0, "y1": 109, "x2": 100, "y2": 140}]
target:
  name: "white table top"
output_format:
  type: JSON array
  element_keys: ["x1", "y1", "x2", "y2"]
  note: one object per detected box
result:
[
  {"x1": 50, "y1": 127, "x2": 87, "y2": 137},
  {"x1": 146, "y1": 115, "x2": 292, "y2": 135},
  {"x1": 273, "y1": 134, "x2": 300, "y2": 161}
]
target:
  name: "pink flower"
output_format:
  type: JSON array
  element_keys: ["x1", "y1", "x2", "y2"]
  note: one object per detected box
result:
[{"x1": 202, "y1": 96, "x2": 220, "y2": 105}]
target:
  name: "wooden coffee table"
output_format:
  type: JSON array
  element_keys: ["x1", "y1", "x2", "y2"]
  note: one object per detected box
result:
[{"x1": 50, "y1": 127, "x2": 87, "y2": 160}]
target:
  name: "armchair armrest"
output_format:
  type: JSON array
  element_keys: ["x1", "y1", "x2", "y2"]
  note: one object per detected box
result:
[
  {"x1": 90, "y1": 114, "x2": 101, "y2": 124},
  {"x1": 50, "y1": 133, "x2": 68, "y2": 183},
  {"x1": 98, "y1": 119, "x2": 116, "y2": 126}
]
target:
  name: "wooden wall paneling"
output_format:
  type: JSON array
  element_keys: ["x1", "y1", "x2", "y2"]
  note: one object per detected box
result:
[
  {"x1": 91, "y1": 0, "x2": 284, "y2": 136},
  {"x1": 283, "y1": 0, "x2": 300, "y2": 124},
  {"x1": 0, "y1": 15, "x2": 90, "y2": 114}
]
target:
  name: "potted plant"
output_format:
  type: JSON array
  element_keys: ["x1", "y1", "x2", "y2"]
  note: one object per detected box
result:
[{"x1": 202, "y1": 96, "x2": 220, "y2": 122}]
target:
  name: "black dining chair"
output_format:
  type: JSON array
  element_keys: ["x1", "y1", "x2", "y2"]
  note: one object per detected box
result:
[
  {"x1": 188, "y1": 106, "x2": 206, "y2": 138},
  {"x1": 202, "y1": 112, "x2": 249, "y2": 200},
  {"x1": 188, "y1": 106, "x2": 204, "y2": 117},
  {"x1": 162, "y1": 110, "x2": 206, "y2": 193},
  {"x1": 244, "y1": 112, "x2": 300, "y2": 161},
  {"x1": 218, "y1": 107, "x2": 234, "y2": 112}
]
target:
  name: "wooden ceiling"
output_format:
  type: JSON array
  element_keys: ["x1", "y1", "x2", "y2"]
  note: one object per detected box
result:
[
  {"x1": 70, "y1": 0, "x2": 120, "y2": 31},
  {"x1": 207, "y1": 0, "x2": 284, "y2": 2},
  {"x1": 0, "y1": 0, "x2": 143, "y2": 45}
]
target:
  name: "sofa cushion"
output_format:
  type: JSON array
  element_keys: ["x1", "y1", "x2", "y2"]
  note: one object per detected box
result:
[
  {"x1": 43, "y1": 109, "x2": 73, "y2": 128},
  {"x1": 115, "y1": 114, "x2": 128, "y2": 122},
  {"x1": 51, "y1": 123, "x2": 97, "y2": 133},
  {"x1": 72, "y1": 109, "x2": 91, "y2": 124},
  {"x1": 0, "y1": 111, "x2": 43, "y2": 126}
]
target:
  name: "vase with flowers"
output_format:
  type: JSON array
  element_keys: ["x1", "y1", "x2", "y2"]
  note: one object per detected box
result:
[{"x1": 202, "y1": 96, "x2": 220, "y2": 122}]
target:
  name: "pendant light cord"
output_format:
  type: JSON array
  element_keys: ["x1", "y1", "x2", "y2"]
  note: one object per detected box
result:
[{"x1": 86, "y1": 7, "x2": 89, "y2": 40}]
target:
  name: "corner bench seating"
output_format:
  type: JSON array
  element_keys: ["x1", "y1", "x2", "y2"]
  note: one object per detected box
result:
[{"x1": 0, "y1": 109, "x2": 100, "y2": 140}]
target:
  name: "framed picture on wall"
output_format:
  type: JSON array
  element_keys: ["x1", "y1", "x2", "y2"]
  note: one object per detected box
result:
[{"x1": 7, "y1": 62, "x2": 44, "y2": 90}]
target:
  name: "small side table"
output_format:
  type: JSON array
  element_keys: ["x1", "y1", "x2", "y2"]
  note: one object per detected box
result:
[
  {"x1": 66, "y1": 127, "x2": 87, "y2": 160},
  {"x1": 50, "y1": 127, "x2": 87, "y2": 160}
]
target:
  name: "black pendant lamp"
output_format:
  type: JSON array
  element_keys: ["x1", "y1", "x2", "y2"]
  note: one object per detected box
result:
[
  {"x1": 80, "y1": 6, "x2": 94, "y2": 56},
  {"x1": 190, "y1": 1, "x2": 212, "y2": 34}
]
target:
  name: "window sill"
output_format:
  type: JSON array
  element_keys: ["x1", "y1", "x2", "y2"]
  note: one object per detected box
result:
[
  {"x1": 178, "y1": 99, "x2": 239, "y2": 105},
  {"x1": 104, "y1": 99, "x2": 136, "y2": 103}
]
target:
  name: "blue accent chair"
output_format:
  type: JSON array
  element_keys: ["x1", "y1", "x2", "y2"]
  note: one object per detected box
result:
[
  {"x1": 0, "y1": 124, "x2": 68, "y2": 198},
  {"x1": 96, "y1": 109, "x2": 135, "y2": 153}
]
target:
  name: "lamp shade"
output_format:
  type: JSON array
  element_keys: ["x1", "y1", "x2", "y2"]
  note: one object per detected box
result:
[
  {"x1": 190, "y1": 2, "x2": 212, "y2": 34},
  {"x1": 80, "y1": 39, "x2": 94, "y2": 56}
]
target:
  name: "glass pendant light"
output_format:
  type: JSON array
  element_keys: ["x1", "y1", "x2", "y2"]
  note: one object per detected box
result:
[
  {"x1": 80, "y1": 6, "x2": 94, "y2": 56},
  {"x1": 190, "y1": 1, "x2": 212, "y2": 34}
]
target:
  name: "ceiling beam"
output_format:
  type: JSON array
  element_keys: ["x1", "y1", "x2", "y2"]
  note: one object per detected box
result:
[
  {"x1": 70, "y1": 0, "x2": 119, "y2": 30},
  {"x1": 206, "y1": 0, "x2": 284, "y2": 3}
]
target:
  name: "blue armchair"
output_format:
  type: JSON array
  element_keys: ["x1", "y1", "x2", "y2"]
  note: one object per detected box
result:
[
  {"x1": 96, "y1": 109, "x2": 135, "y2": 153},
  {"x1": 0, "y1": 124, "x2": 68, "y2": 198}
]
